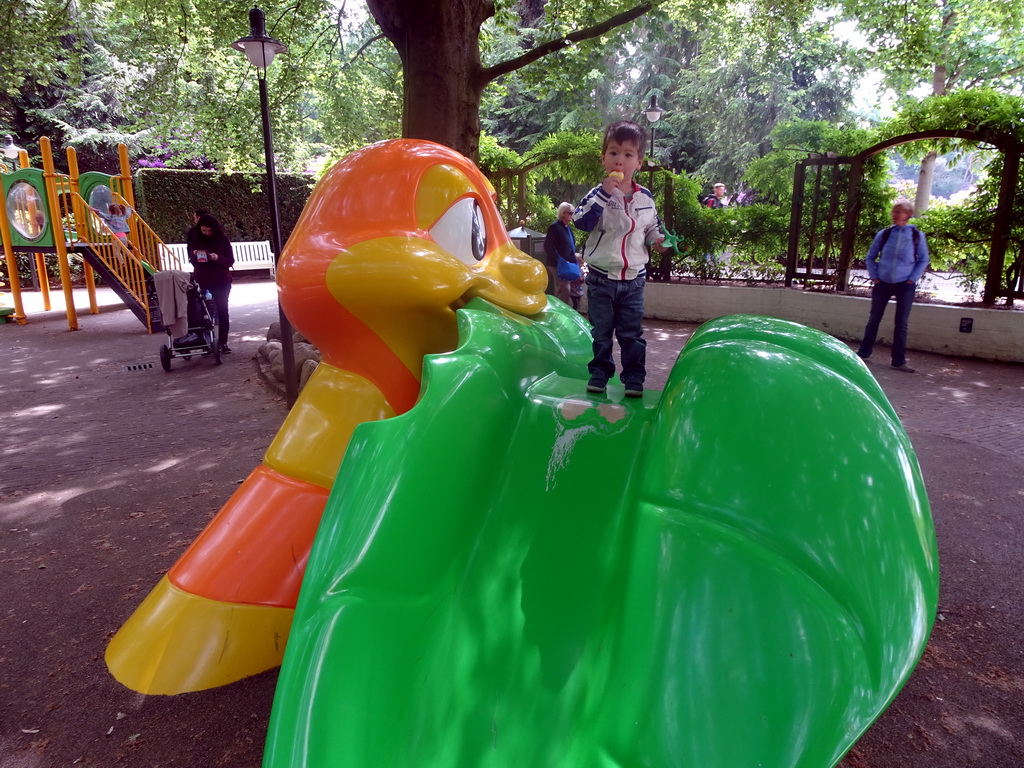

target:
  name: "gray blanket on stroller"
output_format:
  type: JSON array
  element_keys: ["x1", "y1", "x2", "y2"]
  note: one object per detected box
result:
[{"x1": 153, "y1": 269, "x2": 191, "y2": 339}]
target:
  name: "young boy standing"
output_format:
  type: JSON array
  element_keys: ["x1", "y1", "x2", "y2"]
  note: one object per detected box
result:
[{"x1": 573, "y1": 120, "x2": 666, "y2": 397}]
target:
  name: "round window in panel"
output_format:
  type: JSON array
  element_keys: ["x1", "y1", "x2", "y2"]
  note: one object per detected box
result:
[
  {"x1": 89, "y1": 185, "x2": 113, "y2": 213},
  {"x1": 6, "y1": 181, "x2": 47, "y2": 241}
]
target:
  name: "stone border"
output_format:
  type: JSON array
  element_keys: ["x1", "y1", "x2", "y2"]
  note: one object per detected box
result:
[{"x1": 640, "y1": 282, "x2": 1024, "y2": 363}]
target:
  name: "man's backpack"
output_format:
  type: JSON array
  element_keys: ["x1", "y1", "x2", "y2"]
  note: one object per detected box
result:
[{"x1": 879, "y1": 225, "x2": 921, "y2": 257}]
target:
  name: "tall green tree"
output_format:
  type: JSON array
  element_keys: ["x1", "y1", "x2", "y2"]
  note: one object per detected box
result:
[
  {"x1": 843, "y1": 0, "x2": 1024, "y2": 211},
  {"x1": 0, "y1": 0, "x2": 143, "y2": 171},
  {"x1": 0, "y1": 0, "x2": 398, "y2": 173},
  {"x1": 109, "y1": 0, "x2": 373, "y2": 172},
  {"x1": 364, "y1": 0, "x2": 659, "y2": 159},
  {"x1": 648, "y1": 7, "x2": 863, "y2": 190},
  {"x1": 479, "y1": 4, "x2": 639, "y2": 154}
]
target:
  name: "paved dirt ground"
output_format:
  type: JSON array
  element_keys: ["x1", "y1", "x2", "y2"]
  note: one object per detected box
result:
[{"x1": 1, "y1": 281, "x2": 1022, "y2": 767}]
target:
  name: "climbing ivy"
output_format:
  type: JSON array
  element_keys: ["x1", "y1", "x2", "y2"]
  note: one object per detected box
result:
[{"x1": 882, "y1": 90, "x2": 1024, "y2": 155}]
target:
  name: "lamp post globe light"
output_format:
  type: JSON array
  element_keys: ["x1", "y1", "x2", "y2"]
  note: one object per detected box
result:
[
  {"x1": 3, "y1": 135, "x2": 24, "y2": 160},
  {"x1": 232, "y1": 6, "x2": 298, "y2": 407},
  {"x1": 232, "y1": 7, "x2": 287, "y2": 69},
  {"x1": 644, "y1": 94, "x2": 663, "y2": 163}
]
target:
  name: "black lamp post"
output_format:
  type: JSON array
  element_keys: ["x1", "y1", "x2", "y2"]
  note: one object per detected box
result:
[
  {"x1": 644, "y1": 95, "x2": 663, "y2": 165},
  {"x1": 232, "y1": 6, "x2": 298, "y2": 407}
]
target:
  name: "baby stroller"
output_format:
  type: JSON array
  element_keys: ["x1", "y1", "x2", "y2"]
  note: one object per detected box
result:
[{"x1": 154, "y1": 270, "x2": 221, "y2": 370}]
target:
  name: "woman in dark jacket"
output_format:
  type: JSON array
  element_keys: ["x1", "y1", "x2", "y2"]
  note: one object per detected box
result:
[{"x1": 188, "y1": 213, "x2": 235, "y2": 353}]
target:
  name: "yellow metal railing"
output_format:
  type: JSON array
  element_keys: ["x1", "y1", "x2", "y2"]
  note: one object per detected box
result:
[
  {"x1": 60, "y1": 186, "x2": 157, "y2": 330},
  {"x1": 128, "y1": 208, "x2": 188, "y2": 272},
  {"x1": 106, "y1": 190, "x2": 187, "y2": 273}
]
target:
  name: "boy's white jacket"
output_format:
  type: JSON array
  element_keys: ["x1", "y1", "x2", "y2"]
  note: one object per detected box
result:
[{"x1": 573, "y1": 183, "x2": 664, "y2": 281}]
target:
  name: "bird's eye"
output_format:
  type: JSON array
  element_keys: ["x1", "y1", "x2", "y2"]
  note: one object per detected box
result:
[{"x1": 429, "y1": 197, "x2": 487, "y2": 265}]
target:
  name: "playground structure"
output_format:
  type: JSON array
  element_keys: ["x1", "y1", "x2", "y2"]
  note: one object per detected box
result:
[
  {"x1": 104, "y1": 140, "x2": 938, "y2": 767},
  {"x1": 0, "y1": 137, "x2": 185, "y2": 330}
]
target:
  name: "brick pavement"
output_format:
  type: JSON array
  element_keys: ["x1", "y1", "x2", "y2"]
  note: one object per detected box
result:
[
  {"x1": 862, "y1": 348, "x2": 1024, "y2": 461},
  {"x1": 1, "y1": 284, "x2": 1022, "y2": 767}
]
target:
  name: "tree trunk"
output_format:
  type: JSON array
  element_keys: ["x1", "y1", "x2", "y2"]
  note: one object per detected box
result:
[
  {"x1": 915, "y1": 150, "x2": 937, "y2": 213},
  {"x1": 366, "y1": 0, "x2": 494, "y2": 160},
  {"x1": 914, "y1": 63, "x2": 949, "y2": 213}
]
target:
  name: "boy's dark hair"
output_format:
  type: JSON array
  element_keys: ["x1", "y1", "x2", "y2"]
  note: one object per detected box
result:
[
  {"x1": 602, "y1": 121, "x2": 646, "y2": 155},
  {"x1": 194, "y1": 207, "x2": 211, "y2": 218}
]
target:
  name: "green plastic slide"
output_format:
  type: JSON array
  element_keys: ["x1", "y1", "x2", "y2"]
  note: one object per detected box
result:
[{"x1": 263, "y1": 301, "x2": 938, "y2": 768}]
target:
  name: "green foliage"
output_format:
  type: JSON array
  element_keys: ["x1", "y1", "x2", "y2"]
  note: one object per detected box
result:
[
  {"x1": 0, "y1": 1, "x2": 142, "y2": 173},
  {"x1": 743, "y1": 119, "x2": 891, "y2": 250},
  {"x1": 525, "y1": 132, "x2": 605, "y2": 182},
  {"x1": 480, "y1": 130, "x2": 605, "y2": 230},
  {"x1": 882, "y1": 90, "x2": 1024, "y2": 149},
  {"x1": 479, "y1": 0, "x2": 853, "y2": 190},
  {"x1": 839, "y1": 1, "x2": 1024, "y2": 205},
  {"x1": 841, "y1": 0, "x2": 1024, "y2": 96},
  {"x1": 726, "y1": 203, "x2": 791, "y2": 264},
  {"x1": 637, "y1": 9, "x2": 863, "y2": 188},
  {"x1": 478, "y1": 133, "x2": 524, "y2": 171},
  {"x1": 117, "y1": 0, "x2": 400, "y2": 173},
  {"x1": 915, "y1": 152, "x2": 1024, "y2": 295},
  {"x1": 529, "y1": 132, "x2": 602, "y2": 228},
  {"x1": 134, "y1": 168, "x2": 316, "y2": 244},
  {"x1": 10, "y1": 253, "x2": 83, "y2": 287},
  {"x1": 745, "y1": 120, "x2": 879, "y2": 201},
  {"x1": 2, "y1": 0, "x2": 402, "y2": 175},
  {"x1": 915, "y1": 200, "x2": 990, "y2": 283},
  {"x1": 665, "y1": 169, "x2": 710, "y2": 255},
  {"x1": 480, "y1": 12, "x2": 621, "y2": 153},
  {"x1": 662, "y1": 197, "x2": 789, "y2": 282}
]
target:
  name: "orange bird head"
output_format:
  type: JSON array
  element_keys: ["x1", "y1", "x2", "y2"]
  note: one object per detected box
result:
[{"x1": 278, "y1": 139, "x2": 549, "y2": 413}]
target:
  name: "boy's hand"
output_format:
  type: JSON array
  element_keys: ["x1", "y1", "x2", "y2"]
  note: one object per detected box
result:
[
  {"x1": 602, "y1": 171, "x2": 624, "y2": 194},
  {"x1": 651, "y1": 237, "x2": 667, "y2": 254}
]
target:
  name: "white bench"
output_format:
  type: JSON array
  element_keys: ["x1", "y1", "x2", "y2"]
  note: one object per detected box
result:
[{"x1": 163, "y1": 241, "x2": 276, "y2": 275}]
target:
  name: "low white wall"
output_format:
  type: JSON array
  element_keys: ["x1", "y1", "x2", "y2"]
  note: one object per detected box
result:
[{"x1": 642, "y1": 282, "x2": 1024, "y2": 364}]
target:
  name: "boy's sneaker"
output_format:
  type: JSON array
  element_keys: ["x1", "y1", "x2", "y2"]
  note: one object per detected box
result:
[
  {"x1": 586, "y1": 378, "x2": 607, "y2": 394},
  {"x1": 892, "y1": 362, "x2": 914, "y2": 373},
  {"x1": 623, "y1": 383, "x2": 644, "y2": 398}
]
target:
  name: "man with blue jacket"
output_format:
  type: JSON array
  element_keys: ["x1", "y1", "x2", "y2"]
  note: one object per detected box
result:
[{"x1": 857, "y1": 201, "x2": 930, "y2": 372}]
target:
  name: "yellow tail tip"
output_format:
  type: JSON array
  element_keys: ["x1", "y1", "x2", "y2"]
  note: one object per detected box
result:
[{"x1": 105, "y1": 576, "x2": 294, "y2": 695}]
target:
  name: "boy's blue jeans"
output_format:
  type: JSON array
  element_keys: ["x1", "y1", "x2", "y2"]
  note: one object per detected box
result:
[
  {"x1": 857, "y1": 280, "x2": 916, "y2": 366},
  {"x1": 586, "y1": 271, "x2": 646, "y2": 386}
]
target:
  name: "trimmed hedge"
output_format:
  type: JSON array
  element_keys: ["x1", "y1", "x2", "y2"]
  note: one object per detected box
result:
[{"x1": 134, "y1": 168, "x2": 317, "y2": 246}]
